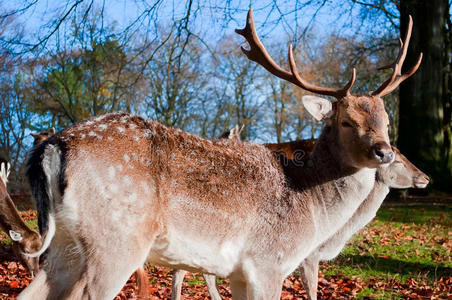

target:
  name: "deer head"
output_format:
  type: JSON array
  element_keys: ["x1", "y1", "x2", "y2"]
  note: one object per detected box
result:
[
  {"x1": 31, "y1": 127, "x2": 55, "y2": 147},
  {"x1": 236, "y1": 9, "x2": 422, "y2": 169},
  {"x1": 378, "y1": 147, "x2": 429, "y2": 189},
  {"x1": 217, "y1": 125, "x2": 244, "y2": 140},
  {"x1": 0, "y1": 163, "x2": 41, "y2": 276}
]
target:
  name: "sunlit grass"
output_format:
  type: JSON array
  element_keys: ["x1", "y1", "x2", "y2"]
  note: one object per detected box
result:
[{"x1": 320, "y1": 204, "x2": 451, "y2": 297}]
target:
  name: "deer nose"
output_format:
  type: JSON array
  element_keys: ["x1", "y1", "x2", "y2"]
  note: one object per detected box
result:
[
  {"x1": 372, "y1": 142, "x2": 394, "y2": 164},
  {"x1": 414, "y1": 173, "x2": 429, "y2": 188}
]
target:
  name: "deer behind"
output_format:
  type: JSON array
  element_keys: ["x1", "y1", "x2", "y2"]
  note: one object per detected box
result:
[{"x1": 0, "y1": 163, "x2": 41, "y2": 276}]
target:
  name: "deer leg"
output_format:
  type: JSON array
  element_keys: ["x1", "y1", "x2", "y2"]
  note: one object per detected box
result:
[
  {"x1": 249, "y1": 279, "x2": 283, "y2": 300},
  {"x1": 136, "y1": 267, "x2": 150, "y2": 300},
  {"x1": 231, "y1": 276, "x2": 282, "y2": 300},
  {"x1": 171, "y1": 269, "x2": 187, "y2": 300},
  {"x1": 60, "y1": 245, "x2": 151, "y2": 299},
  {"x1": 17, "y1": 269, "x2": 50, "y2": 300},
  {"x1": 18, "y1": 237, "x2": 86, "y2": 300},
  {"x1": 230, "y1": 280, "x2": 247, "y2": 300},
  {"x1": 299, "y1": 253, "x2": 320, "y2": 300},
  {"x1": 204, "y1": 273, "x2": 221, "y2": 300}
]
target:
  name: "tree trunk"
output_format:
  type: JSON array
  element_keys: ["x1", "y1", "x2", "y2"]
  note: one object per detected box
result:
[{"x1": 398, "y1": 0, "x2": 452, "y2": 191}]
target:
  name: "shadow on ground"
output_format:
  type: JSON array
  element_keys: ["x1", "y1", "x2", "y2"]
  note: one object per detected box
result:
[{"x1": 333, "y1": 254, "x2": 451, "y2": 280}]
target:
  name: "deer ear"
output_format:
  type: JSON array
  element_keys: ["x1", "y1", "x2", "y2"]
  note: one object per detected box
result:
[
  {"x1": 0, "y1": 163, "x2": 6, "y2": 184},
  {"x1": 50, "y1": 127, "x2": 55, "y2": 134},
  {"x1": 9, "y1": 230, "x2": 22, "y2": 242},
  {"x1": 302, "y1": 95, "x2": 333, "y2": 121}
]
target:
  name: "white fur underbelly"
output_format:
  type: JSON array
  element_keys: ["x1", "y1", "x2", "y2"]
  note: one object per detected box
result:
[{"x1": 147, "y1": 227, "x2": 245, "y2": 277}]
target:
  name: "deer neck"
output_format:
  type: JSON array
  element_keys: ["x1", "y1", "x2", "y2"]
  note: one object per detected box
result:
[
  {"x1": 350, "y1": 179, "x2": 389, "y2": 228},
  {"x1": 316, "y1": 179, "x2": 389, "y2": 260},
  {"x1": 0, "y1": 192, "x2": 33, "y2": 237},
  {"x1": 285, "y1": 126, "x2": 376, "y2": 240}
]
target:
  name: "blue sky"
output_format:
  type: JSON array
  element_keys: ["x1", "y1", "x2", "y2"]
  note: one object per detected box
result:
[{"x1": 5, "y1": 0, "x2": 400, "y2": 53}]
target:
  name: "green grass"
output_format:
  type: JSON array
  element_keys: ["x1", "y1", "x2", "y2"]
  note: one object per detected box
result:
[
  {"x1": 355, "y1": 287, "x2": 402, "y2": 299},
  {"x1": 319, "y1": 204, "x2": 451, "y2": 298}
]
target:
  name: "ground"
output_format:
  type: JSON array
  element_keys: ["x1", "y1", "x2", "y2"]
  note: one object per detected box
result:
[{"x1": 0, "y1": 196, "x2": 450, "y2": 299}]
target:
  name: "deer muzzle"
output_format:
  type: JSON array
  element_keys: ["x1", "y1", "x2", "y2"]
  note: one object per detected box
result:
[
  {"x1": 413, "y1": 173, "x2": 429, "y2": 188},
  {"x1": 371, "y1": 142, "x2": 394, "y2": 164}
]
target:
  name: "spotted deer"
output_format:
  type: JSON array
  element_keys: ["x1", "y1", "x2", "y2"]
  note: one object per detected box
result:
[
  {"x1": 20, "y1": 9, "x2": 421, "y2": 300},
  {"x1": 0, "y1": 162, "x2": 42, "y2": 276}
]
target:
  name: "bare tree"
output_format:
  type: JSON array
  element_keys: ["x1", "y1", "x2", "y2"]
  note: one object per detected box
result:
[
  {"x1": 0, "y1": 62, "x2": 34, "y2": 192},
  {"x1": 140, "y1": 28, "x2": 210, "y2": 130}
]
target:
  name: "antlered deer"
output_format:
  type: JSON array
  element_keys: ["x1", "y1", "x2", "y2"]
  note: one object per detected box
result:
[
  {"x1": 20, "y1": 9, "x2": 421, "y2": 299},
  {"x1": 0, "y1": 162, "x2": 42, "y2": 276}
]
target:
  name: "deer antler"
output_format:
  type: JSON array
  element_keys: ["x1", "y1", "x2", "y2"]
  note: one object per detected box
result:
[
  {"x1": 372, "y1": 15, "x2": 423, "y2": 97},
  {"x1": 235, "y1": 9, "x2": 356, "y2": 99}
]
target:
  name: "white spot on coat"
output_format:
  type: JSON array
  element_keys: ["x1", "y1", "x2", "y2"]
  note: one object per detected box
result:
[
  {"x1": 131, "y1": 153, "x2": 138, "y2": 161},
  {"x1": 108, "y1": 166, "x2": 116, "y2": 179},
  {"x1": 98, "y1": 124, "x2": 108, "y2": 131},
  {"x1": 123, "y1": 176, "x2": 132, "y2": 186},
  {"x1": 141, "y1": 181, "x2": 151, "y2": 194}
]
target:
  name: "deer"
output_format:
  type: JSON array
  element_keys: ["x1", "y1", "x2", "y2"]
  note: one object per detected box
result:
[
  {"x1": 163, "y1": 140, "x2": 428, "y2": 300},
  {"x1": 19, "y1": 8, "x2": 421, "y2": 299},
  {"x1": 0, "y1": 162, "x2": 42, "y2": 276},
  {"x1": 265, "y1": 139, "x2": 317, "y2": 160},
  {"x1": 299, "y1": 145, "x2": 429, "y2": 299},
  {"x1": 30, "y1": 128, "x2": 55, "y2": 147},
  {"x1": 217, "y1": 125, "x2": 244, "y2": 140}
]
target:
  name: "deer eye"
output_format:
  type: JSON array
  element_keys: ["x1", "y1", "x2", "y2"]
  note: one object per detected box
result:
[{"x1": 341, "y1": 121, "x2": 353, "y2": 128}]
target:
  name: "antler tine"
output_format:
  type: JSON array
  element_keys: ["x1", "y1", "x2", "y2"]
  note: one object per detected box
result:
[
  {"x1": 372, "y1": 15, "x2": 423, "y2": 97},
  {"x1": 236, "y1": 9, "x2": 356, "y2": 99},
  {"x1": 235, "y1": 9, "x2": 294, "y2": 83},
  {"x1": 288, "y1": 45, "x2": 356, "y2": 97}
]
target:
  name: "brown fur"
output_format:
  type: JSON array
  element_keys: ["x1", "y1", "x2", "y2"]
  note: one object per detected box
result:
[{"x1": 265, "y1": 139, "x2": 316, "y2": 160}]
